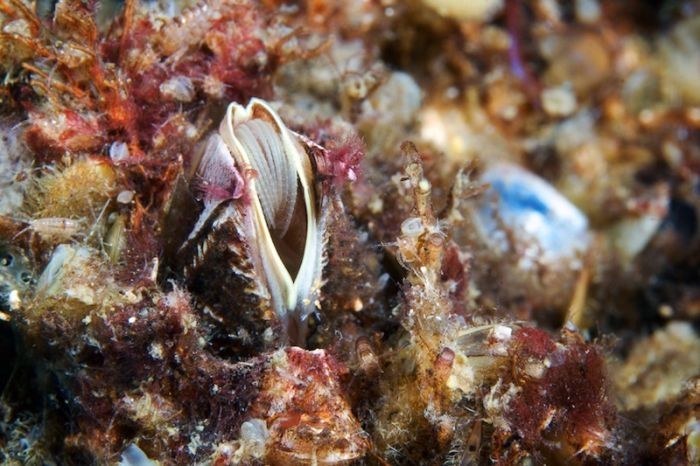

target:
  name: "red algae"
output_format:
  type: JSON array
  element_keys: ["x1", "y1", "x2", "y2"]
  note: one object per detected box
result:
[
  {"x1": 299, "y1": 120, "x2": 365, "y2": 188},
  {"x1": 1, "y1": 0, "x2": 699, "y2": 464},
  {"x1": 501, "y1": 328, "x2": 616, "y2": 461}
]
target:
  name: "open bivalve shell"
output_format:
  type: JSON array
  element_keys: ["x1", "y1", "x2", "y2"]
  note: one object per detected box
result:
[{"x1": 183, "y1": 99, "x2": 328, "y2": 347}]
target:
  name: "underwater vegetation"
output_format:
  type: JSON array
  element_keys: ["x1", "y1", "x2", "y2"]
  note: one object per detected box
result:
[{"x1": 1, "y1": 0, "x2": 700, "y2": 464}]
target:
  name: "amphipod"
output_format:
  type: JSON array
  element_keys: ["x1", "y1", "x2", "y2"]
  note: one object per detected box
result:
[{"x1": 184, "y1": 99, "x2": 326, "y2": 347}]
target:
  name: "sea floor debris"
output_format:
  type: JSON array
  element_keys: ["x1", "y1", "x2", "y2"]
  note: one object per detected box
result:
[{"x1": 1, "y1": 0, "x2": 700, "y2": 464}]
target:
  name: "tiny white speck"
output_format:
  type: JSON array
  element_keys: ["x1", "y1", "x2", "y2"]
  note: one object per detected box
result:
[
  {"x1": 8, "y1": 290, "x2": 21, "y2": 311},
  {"x1": 117, "y1": 190, "x2": 134, "y2": 204},
  {"x1": 109, "y1": 141, "x2": 129, "y2": 163},
  {"x1": 148, "y1": 342, "x2": 164, "y2": 360}
]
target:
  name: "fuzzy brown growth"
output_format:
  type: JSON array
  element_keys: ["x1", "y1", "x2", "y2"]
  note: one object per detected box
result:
[
  {"x1": 24, "y1": 157, "x2": 117, "y2": 220},
  {"x1": 183, "y1": 204, "x2": 280, "y2": 359}
]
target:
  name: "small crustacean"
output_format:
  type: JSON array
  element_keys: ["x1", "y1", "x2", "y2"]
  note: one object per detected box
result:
[
  {"x1": 183, "y1": 98, "x2": 328, "y2": 346},
  {"x1": 15, "y1": 217, "x2": 84, "y2": 240}
]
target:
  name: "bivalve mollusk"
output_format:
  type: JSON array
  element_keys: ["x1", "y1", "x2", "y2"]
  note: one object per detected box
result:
[{"x1": 183, "y1": 99, "x2": 329, "y2": 347}]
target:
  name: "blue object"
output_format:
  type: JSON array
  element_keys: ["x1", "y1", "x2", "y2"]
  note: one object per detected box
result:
[{"x1": 474, "y1": 163, "x2": 590, "y2": 264}]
